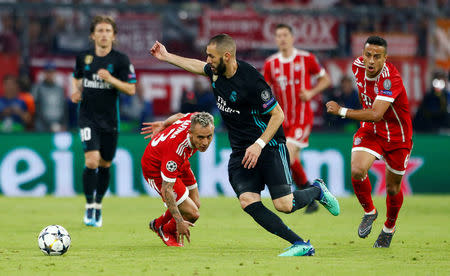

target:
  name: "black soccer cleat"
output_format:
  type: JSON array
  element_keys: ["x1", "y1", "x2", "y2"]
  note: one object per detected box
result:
[
  {"x1": 358, "y1": 209, "x2": 378, "y2": 238},
  {"x1": 305, "y1": 200, "x2": 319, "y2": 214},
  {"x1": 373, "y1": 228, "x2": 395, "y2": 248}
]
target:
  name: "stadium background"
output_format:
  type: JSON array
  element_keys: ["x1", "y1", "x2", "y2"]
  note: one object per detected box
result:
[{"x1": 0, "y1": 0, "x2": 449, "y2": 197}]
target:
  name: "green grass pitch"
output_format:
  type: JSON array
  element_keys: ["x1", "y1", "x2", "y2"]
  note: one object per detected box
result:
[{"x1": 0, "y1": 196, "x2": 449, "y2": 275}]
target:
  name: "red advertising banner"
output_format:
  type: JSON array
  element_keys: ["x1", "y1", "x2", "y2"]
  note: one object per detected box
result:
[
  {"x1": 115, "y1": 14, "x2": 162, "y2": 68},
  {"x1": 0, "y1": 54, "x2": 19, "y2": 96},
  {"x1": 351, "y1": 33, "x2": 418, "y2": 58},
  {"x1": 30, "y1": 57, "x2": 427, "y2": 121},
  {"x1": 198, "y1": 9, "x2": 339, "y2": 50}
]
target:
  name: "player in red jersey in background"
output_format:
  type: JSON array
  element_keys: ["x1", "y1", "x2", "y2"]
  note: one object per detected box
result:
[
  {"x1": 263, "y1": 24, "x2": 331, "y2": 213},
  {"x1": 141, "y1": 112, "x2": 214, "y2": 246},
  {"x1": 326, "y1": 36, "x2": 413, "y2": 248}
]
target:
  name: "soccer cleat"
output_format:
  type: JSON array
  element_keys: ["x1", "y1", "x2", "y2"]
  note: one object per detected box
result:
[
  {"x1": 358, "y1": 210, "x2": 378, "y2": 238},
  {"x1": 373, "y1": 228, "x2": 395, "y2": 248},
  {"x1": 149, "y1": 219, "x2": 158, "y2": 233},
  {"x1": 304, "y1": 200, "x2": 319, "y2": 214},
  {"x1": 278, "y1": 240, "x2": 315, "y2": 257},
  {"x1": 93, "y1": 208, "x2": 102, "y2": 227},
  {"x1": 156, "y1": 226, "x2": 183, "y2": 247},
  {"x1": 312, "y1": 178, "x2": 340, "y2": 216},
  {"x1": 83, "y1": 208, "x2": 95, "y2": 226}
]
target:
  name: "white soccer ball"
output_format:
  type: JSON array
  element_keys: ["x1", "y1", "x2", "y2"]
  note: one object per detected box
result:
[{"x1": 38, "y1": 225, "x2": 71, "y2": 256}]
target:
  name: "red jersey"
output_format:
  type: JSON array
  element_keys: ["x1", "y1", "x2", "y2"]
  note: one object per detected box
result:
[
  {"x1": 263, "y1": 48, "x2": 325, "y2": 127},
  {"x1": 141, "y1": 113, "x2": 197, "y2": 183},
  {"x1": 352, "y1": 57, "x2": 412, "y2": 143}
]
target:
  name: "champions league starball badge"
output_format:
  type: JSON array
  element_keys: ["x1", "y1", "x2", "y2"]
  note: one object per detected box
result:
[
  {"x1": 261, "y1": 90, "x2": 271, "y2": 102},
  {"x1": 383, "y1": 79, "x2": 392, "y2": 90},
  {"x1": 166, "y1": 161, "x2": 177, "y2": 172}
]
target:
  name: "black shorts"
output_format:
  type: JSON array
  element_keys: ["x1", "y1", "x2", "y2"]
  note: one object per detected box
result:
[
  {"x1": 228, "y1": 144, "x2": 293, "y2": 199},
  {"x1": 79, "y1": 125, "x2": 118, "y2": 161}
]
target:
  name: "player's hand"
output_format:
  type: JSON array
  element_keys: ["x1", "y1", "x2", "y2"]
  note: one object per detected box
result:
[
  {"x1": 300, "y1": 89, "x2": 314, "y2": 101},
  {"x1": 150, "y1": 41, "x2": 169, "y2": 61},
  {"x1": 326, "y1": 101, "x2": 341, "y2": 115},
  {"x1": 176, "y1": 220, "x2": 195, "y2": 245},
  {"x1": 140, "y1": 121, "x2": 164, "y2": 139},
  {"x1": 70, "y1": 91, "x2": 82, "y2": 103},
  {"x1": 97, "y1": 69, "x2": 113, "y2": 83},
  {"x1": 242, "y1": 143, "x2": 262, "y2": 169}
]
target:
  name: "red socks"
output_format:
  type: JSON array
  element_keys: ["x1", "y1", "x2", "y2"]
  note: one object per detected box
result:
[
  {"x1": 162, "y1": 218, "x2": 177, "y2": 234},
  {"x1": 351, "y1": 176, "x2": 375, "y2": 213},
  {"x1": 385, "y1": 190, "x2": 403, "y2": 228},
  {"x1": 291, "y1": 159, "x2": 308, "y2": 188},
  {"x1": 154, "y1": 209, "x2": 172, "y2": 229}
]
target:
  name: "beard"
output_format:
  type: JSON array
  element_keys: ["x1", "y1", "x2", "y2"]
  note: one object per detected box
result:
[{"x1": 216, "y1": 57, "x2": 226, "y2": 75}]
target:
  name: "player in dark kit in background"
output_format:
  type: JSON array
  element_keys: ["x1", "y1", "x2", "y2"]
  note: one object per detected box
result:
[
  {"x1": 150, "y1": 34, "x2": 340, "y2": 256},
  {"x1": 71, "y1": 15, "x2": 136, "y2": 227}
]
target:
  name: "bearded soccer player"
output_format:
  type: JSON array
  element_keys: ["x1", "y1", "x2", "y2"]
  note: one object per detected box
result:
[
  {"x1": 141, "y1": 112, "x2": 214, "y2": 246},
  {"x1": 150, "y1": 34, "x2": 339, "y2": 256},
  {"x1": 263, "y1": 24, "x2": 331, "y2": 214},
  {"x1": 71, "y1": 15, "x2": 136, "y2": 227},
  {"x1": 326, "y1": 36, "x2": 413, "y2": 248}
]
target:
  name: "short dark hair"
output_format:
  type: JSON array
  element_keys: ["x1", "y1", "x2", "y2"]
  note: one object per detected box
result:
[
  {"x1": 275, "y1": 23, "x2": 293, "y2": 34},
  {"x1": 90, "y1": 15, "x2": 117, "y2": 34},
  {"x1": 208, "y1": 34, "x2": 236, "y2": 56},
  {"x1": 365, "y1": 36, "x2": 387, "y2": 49}
]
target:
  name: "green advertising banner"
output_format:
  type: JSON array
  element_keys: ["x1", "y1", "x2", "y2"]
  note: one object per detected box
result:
[{"x1": 0, "y1": 132, "x2": 448, "y2": 196}]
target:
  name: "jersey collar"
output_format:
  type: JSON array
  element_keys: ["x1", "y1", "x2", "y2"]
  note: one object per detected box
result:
[
  {"x1": 278, "y1": 48, "x2": 297, "y2": 63},
  {"x1": 187, "y1": 133, "x2": 193, "y2": 148},
  {"x1": 365, "y1": 63, "x2": 386, "y2": 81}
]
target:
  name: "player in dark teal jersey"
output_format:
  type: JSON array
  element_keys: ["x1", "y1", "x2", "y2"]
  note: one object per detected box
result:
[
  {"x1": 150, "y1": 34, "x2": 340, "y2": 256},
  {"x1": 71, "y1": 15, "x2": 136, "y2": 227}
]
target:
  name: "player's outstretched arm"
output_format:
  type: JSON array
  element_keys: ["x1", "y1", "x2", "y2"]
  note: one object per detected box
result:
[
  {"x1": 161, "y1": 180, "x2": 194, "y2": 244},
  {"x1": 141, "y1": 113, "x2": 185, "y2": 139},
  {"x1": 150, "y1": 41, "x2": 207, "y2": 76},
  {"x1": 242, "y1": 104, "x2": 284, "y2": 169},
  {"x1": 326, "y1": 99, "x2": 390, "y2": 122}
]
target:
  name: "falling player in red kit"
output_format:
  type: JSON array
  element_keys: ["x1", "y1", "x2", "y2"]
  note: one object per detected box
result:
[
  {"x1": 141, "y1": 112, "x2": 214, "y2": 246},
  {"x1": 263, "y1": 24, "x2": 331, "y2": 213},
  {"x1": 326, "y1": 36, "x2": 413, "y2": 248}
]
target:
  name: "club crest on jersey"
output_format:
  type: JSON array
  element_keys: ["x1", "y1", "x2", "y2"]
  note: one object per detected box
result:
[
  {"x1": 229, "y1": 91, "x2": 237, "y2": 102},
  {"x1": 383, "y1": 79, "x2": 392, "y2": 90},
  {"x1": 166, "y1": 161, "x2": 177, "y2": 172},
  {"x1": 107, "y1": 64, "x2": 114, "y2": 73},
  {"x1": 261, "y1": 90, "x2": 271, "y2": 102},
  {"x1": 354, "y1": 137, "x2": 362, "y2": 145},
  {"x1": 85, "y1": 55, "x2": 93, "y2": 65},
  {"x1": 294, "y1": 63, "x2": 302, "y2": 71}
]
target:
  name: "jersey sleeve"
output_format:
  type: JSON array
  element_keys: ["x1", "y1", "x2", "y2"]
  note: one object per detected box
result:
[
  {"x1": 375, "y1": 74, "x2": 402, "y2": 103},
  {"x1": 308, "y1": 54, "x2": 325, "y2": 78},
  {"x1": 203, "y1": 64, "x2": 214, "y2": 81},
  {"x1": 73, "y1": 53, "x2": 84, "y2": 79},
  {"x1": 118, "y1": 55, "x2": 137, "y2": 84},
  {"x1": 262, "y1": 60, "x2": 273, "y2": 86},
  {"x1": 160, "y1": 150, "x2": 184, "y2": 183},
  {"x1": 247, "y1": 69, "x2": 278, "y2": 115}
]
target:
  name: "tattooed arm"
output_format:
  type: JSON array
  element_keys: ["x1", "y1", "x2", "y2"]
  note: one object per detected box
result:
[{"x1": 161, "y1": 180, "x2": 194, "y2": 244}]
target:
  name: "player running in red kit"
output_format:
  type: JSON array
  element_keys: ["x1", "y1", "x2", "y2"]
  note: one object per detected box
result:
[{"x1": 326, "y1": 36, "x2": 413, "y2": 248}]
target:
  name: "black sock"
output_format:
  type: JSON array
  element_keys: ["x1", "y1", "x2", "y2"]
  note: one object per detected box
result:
[
  {"x1": 95, "y1": 167, "x2": 110, "y2": 204},
  {"x1": 290, "y1": 186, "x2": 321, "y2": 213},
  {"x1": 244, "y1": 201, "x2": 303, "y2": 244},
  {"x1": 83, "y1": 167, "x2": 97, "y2": 204}
]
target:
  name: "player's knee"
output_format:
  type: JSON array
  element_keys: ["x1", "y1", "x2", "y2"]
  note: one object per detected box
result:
[
  {"x1": 386, "y1": 185, "x2": 400, "y2": 196},
  {"x1": 194, "y1": 200, "x2": 201, "y2": 209},
  {"x1": 273, "y1": 200, "x2": 292, "y2": 214},
  {"x1": 85, "y1": 159, "x2": 99, "y2": 169},
  {"x1": 186, "y1": 209, "x2": 200, "y2": 223},
  {"x1": 351, "y1": 166, "x2": 367, "y2": 181}
]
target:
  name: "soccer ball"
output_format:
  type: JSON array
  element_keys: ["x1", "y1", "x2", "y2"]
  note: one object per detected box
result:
[{"x1": 38, "y1": 225, "x2": 71, "y2": 256}]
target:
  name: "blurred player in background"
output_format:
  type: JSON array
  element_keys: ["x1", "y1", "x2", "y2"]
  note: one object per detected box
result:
[
  {"x1": 326, "y1": 36, "x2": 413, "y2": 248},
  {"x1": 71, "y1": 15, "x2": 136, "y2": 227},
  {"x1": 150, "y1": 34, "x2": 339, "y2": 256},
  {"x1": 263, "y1": 24, "x2": 331, "y2": 213},
  {"x1": 141, "y1": 112, "x2": 214, "y2": 246}
]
